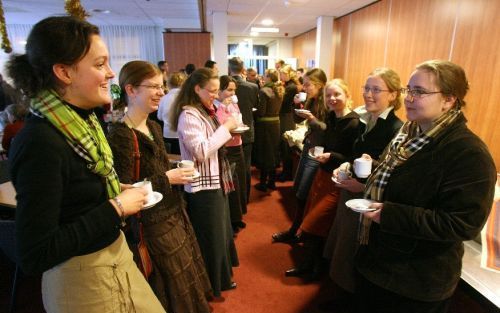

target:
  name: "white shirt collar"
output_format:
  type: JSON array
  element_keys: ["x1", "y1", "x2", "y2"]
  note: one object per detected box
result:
[{"x1": 357, "y1": 105, "x2": 394, "y2": 124}]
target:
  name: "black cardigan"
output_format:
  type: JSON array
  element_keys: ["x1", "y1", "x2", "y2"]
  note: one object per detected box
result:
[{"x1": 9, "y1": 111, "x2": 121, "y2": 275}]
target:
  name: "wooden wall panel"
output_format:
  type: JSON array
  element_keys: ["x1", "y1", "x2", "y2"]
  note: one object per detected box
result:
[
  {"x1": 292, "y1": 29, "x2": 316, "y2": 69},
  {"x1": 332, "y1": 16, "x2": 350, "y2": 80},
  {"x1": 343, "y1": 0, "x2": 390, "y2": 107},
  {"x1": 163, "y1": 33, "x2": 211, "y2": 73},
  {"x1": 385, "y1": 0, "x2": 457, "y2": 84},
  {"x1": 452, "y1": 0, "x2": 500, "y2": 169},
  {"x1": 291, "y1": 0, "x2": 500, "y2": 168}
]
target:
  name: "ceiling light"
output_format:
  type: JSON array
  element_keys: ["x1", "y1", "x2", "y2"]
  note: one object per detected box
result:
[
  {"x1": 250, "y1": 31, "x2": 259, "y2": 37},
  {"x1": 284, "y1": 0, "x2": 310, "y2": 7},
  {"x1": 262, "y1": 19, "x2": 274, "y2": 26},
  {"x1": 91, "y1": 9, "x2": 111, "y2": 14},
  {"x1": 251, "y1": 27, "x2": 279, "y2": 33}
]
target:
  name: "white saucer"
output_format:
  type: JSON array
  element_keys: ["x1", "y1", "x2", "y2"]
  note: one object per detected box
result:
[
  {"x1": 345, "y1": 199, "x2": 376, "y2": 213},
  {"x1": 307, "y1": 148, "x2": 317, "y2": 158},
  {"x1": 231, "y1": 125, "x2": 250, "y2": 133},
  {"x1": 191, "y1": 170, "x2": 200, "y2": 179},
  {"x1": 331, "y1": 176, "x2": 343, "y2": 184},
  {"x1": 142, "y1": 192, "x2": 163, "y2": 210},
  {"x1": 294, "y1": 109, "x2": 311, "y2": 114}
]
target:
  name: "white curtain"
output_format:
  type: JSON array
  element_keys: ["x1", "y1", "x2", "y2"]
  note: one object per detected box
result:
[{"x1": 1, "y1": 24, "x2": 164, "y2": 83}]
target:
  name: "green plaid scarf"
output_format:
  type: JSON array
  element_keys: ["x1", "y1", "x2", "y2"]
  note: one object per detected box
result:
[
  {"x1": 30, "y1": 90, "x2": 121, "y2": 198},
  {"x1": 359, "y1": 109, "x2": 461, "y2": 244}
]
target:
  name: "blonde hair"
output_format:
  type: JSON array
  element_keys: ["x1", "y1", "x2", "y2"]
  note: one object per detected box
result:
[
  {"x1": 325, "y1": 78, "x2": 353, "y2": 109},
  {"x1": 368, "y1": 67, "x2": 402, "y2": 110}
]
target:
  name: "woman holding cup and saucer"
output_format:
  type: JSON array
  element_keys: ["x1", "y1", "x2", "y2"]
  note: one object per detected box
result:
[
  {"x1": 322, "y1": 67, "x2": 403, "y2": 311},
  {"x1": 355, "y1": 61, "x2": 496, "y2": 313},
  {"x1": 107, "y1": 61, "x2": 213, "y2": 312},
  {"x1": 284, "y1": 79, "x2": 359, "y2": 280},
  {"x1": 7, "y1": 17, "x2": 164, "y2": 312},
  {"x1": 214, "y1": 75, "x2": 247, "y2": 233},
  {"x1": 170, "y1": 68, "x2": 240, "y2": 298},
  {"x1": 272, "y1": 68, "x2": 329, "y2": 243}
]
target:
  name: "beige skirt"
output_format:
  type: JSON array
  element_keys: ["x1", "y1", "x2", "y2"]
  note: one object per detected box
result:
[{"x1": 42, "y1": 231, "x2": 165, "y2": 313}]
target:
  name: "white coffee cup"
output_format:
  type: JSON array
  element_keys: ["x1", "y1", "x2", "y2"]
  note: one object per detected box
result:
[
  {"x1": 313, "y1": 146, "x2": 324, "y2": 156},
  {"x1": 231, "y1": 94, "x2": 238, "y2": 104},
  {"x1": 132, "y1": 180, "x2": 154, "y2": 203},
  {"x1": 353, "y1": 157, "x2": 372, "y2": 178},
  {"x1": 337, "y1": 169, "x2": 352, "y2": 181},
  {"x1": 298, "y1": 92, "x2": 307, "y2": 102},
  {"x1": 232, "y1": 112, "x2": 243, "y2": 126},
  {"x1": 177, "y1": 160, "x2": 194, "y2": 169}
]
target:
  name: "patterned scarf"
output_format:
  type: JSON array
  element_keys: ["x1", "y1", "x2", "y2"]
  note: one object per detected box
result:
[
  {"x1": 359, "y1": 109, "x2": 462, "y2": 244},
  {"x1": 30, "y1": 90, "x2": 121, "y2": 198},
  {"x1": 202, "y1": 105, "x2": 235, "y2": 194}
]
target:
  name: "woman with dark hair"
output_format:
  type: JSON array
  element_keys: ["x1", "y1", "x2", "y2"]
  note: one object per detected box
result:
[
  {"x1": 253, "y1": 69, "x2": 284, "y2": 191},
  {"x1": 272, "y1": 68, "x2": 328, "y2": 243},
  {"x1": 6, "y1": 16, "x2": 164, "y2": 312},
  {"x1": 356, "y1": 60, "x2": 495, "y2": 313},
  {"x1": 170, "y1": 68, "x2": 239, "y2": 297},
  {"x1": 214, "y1": 75, "x2": 247, "y2": 232},
  {"x1": 107, "y1": 60, "x2": 212, "y2": 312}
]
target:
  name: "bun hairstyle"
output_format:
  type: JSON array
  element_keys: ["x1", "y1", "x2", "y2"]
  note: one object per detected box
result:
[
  {"x1": 264, "y1": 69, "x2": 285, "y2": 98},
  {"x1": 416, "y1": 60, "x2": 469, "y2": 109},
  {"x1": 6, "y1": 16, "x2": 99, "y2": 98},
  {"x1": 112, "y1": 60, "x2": 162, "y2": 110}
]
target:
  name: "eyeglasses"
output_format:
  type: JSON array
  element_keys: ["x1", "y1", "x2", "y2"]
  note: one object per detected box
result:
[
  {"x1": 203, "y1": 88, "x2": 219, "y2": 96},
  {"x1": 401, "y1": 88, "x2": 441, "y2": 99},
  {"x1": 136, "y1": 84, "x2": 164, "y2": 91},
  {"x1": 362, "y1": 86, "x2": 390, "y2": 94}
]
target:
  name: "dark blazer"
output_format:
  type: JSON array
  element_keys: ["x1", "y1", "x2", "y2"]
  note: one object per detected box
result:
[
  {"x1": 356, "y1": 114, "x2": 497, "y2": 302},
  {"x1": 352, "y1": 109, "x2": 403, "y2": 162},
  {"x1": 232, "y1": 75, "x2": 259, "y2": 144}
]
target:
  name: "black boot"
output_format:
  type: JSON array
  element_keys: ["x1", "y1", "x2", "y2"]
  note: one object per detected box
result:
[
  {"x1": 267, "y1": 170, "x2": 277, "y2": 190},
  {"x1": 272, "y1": 198, "x2": 305, "y2": 243},
  {"x1": 285, "y1": 233, "x2": 315, "y2": 277}
]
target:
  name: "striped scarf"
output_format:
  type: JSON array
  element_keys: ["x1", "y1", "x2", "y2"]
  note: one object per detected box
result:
[
  {"x1": 359, "y1": 109, "x2": 461, "y2": 244},
  {"x1": 30, "y1": 90, "x2": 121, "y2": 198}
]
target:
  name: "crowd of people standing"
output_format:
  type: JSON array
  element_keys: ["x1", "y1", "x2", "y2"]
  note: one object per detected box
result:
[{"x1": 2, "y1": 14, "x2": 496, "y2": 313}]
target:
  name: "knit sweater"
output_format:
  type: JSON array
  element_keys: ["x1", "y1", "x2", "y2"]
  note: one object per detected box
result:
[{"x1": 177, "y1": 106, "x2": 232, "y2": 193}]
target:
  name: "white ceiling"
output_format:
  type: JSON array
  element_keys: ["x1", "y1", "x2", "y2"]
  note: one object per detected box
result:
[{"x1": 4, "y1": 0, "x2": 376, "y2": 38}]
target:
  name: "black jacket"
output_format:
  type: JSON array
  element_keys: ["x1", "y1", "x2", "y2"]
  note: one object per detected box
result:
[{"x1": 232, "y1": 75, "x2": 259, "y2": 144}]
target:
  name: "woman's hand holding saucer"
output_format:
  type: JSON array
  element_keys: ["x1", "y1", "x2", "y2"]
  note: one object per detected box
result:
[
  {"x1": 112, "y1": 187, "x2": 148, "y2": 216},
  {"x1": 223, "y1": 115, "x2": 238, "y2": 132},
  {"x1": 315, "y1": 152, "x2": 331, "y2": 163},
  {"x1": 362, "y1": 202, "x2": 383, "y2": 223}
]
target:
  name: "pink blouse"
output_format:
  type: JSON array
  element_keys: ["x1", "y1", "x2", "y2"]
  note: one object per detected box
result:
[{"x1": 214, "y1": 100, "x2": 242, "y2": 147}]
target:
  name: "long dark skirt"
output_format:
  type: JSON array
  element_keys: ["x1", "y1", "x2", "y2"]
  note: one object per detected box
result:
[
  {"x1": 226, "y1": 145, "x2": 247, "y2": 217},
  {"x1": 254, "y1": 120, "x2": 281, "y2": 171},
  {"x1": 145, "y1": 210, "x2": 212, "y2": 313},
  {"x1": 323, "y1": 189, "x2": 363, "y2": 293},
  {"x1": 185, "y1": 189, "x2": 239, "y2": 297}
]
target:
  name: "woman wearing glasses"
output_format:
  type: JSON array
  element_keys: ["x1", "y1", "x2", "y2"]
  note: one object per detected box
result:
[
  {"x1": 170, "y1": 68, "x2": 240, "y2": 298},
  {"x1": 355, "y1": 60, "x2": 495, "y2": 313},
  {"x1": 107, "y1": 61, "x2": 213, "y2": 312},
  {"x1": 321, "y1": 68, "x2": 403, "y2": 312}
]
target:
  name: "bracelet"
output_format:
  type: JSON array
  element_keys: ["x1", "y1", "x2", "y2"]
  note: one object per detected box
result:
[{"x1": 113, "y1": 197, "x2": 126, "y2": 227}]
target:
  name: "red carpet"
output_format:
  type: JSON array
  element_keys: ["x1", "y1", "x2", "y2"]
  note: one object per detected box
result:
[{"x1": 0, "y1": 167, "x2": 497, "y2": 312}]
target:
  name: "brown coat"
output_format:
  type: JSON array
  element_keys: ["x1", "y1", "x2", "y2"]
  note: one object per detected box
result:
[{"x1": 107, "y1": 120, "x2": 212, "y2": 313}]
